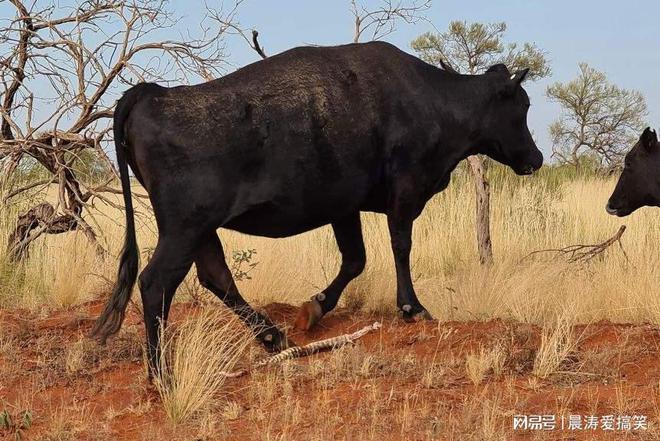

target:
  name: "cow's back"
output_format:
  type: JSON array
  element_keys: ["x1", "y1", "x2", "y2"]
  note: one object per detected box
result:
[{"x1": 126, "y1": 42, "x2": 441, "y2": 236}]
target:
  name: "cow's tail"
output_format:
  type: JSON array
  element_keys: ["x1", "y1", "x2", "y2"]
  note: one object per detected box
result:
[{"x1": 91, "y1": 84, "x2": 155, "y2": 343}]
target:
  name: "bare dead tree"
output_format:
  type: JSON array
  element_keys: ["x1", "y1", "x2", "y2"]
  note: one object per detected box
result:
[
  {"x1": 225, "y1": 1, "x2": 431, "y2": 62},
  {"x1": 0, "y1": 0, "x2": 242, "y2": 259},
  {"x1": 350, "y1": 0, "x2": 430, "y2": 43}
]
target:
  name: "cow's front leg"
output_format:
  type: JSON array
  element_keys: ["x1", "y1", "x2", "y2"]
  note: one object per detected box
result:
[
  {"x1": 386, "y1": 178, "x2": 433, "y2": 321},
  {"x1": 195, "y1": 232, "x2": 293, "y2": 353}
]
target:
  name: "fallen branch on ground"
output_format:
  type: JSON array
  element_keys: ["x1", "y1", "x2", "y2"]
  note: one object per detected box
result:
[
  {"x1": 221, "y1": 322, "x2": 382, "y2": 378},
  {"x1": 522, "y1": 225, "x2": 628, "y2": 264}
]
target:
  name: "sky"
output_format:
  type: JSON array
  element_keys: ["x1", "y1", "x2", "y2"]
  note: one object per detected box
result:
[
  {"x1": 195, "y1": 0, "x2": 660, "y2": 159},
  {"x1": 1, "y1": 0, "x2": 658, "y2": 159}
]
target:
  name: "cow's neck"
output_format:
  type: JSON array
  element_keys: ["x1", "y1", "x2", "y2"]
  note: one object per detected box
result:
[
  {"x1": 420, "y1": 75, "x2": 496, "y2": 196},
  {"x1": 437, "y1": 74, "x2": 495, "y2": 158}
]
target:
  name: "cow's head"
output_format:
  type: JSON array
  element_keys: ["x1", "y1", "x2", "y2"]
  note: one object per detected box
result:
[
  {"x1": 474, "y1": 64, "x2": 543, "y2": 175},
  {"x1": 606, "y1": 127, "x2": 660, "y2": 216}
]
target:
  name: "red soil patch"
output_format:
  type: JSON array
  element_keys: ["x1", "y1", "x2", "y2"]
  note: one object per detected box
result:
[{"x1": 0, "y1": 301, "x2": 658, "y2": 440}]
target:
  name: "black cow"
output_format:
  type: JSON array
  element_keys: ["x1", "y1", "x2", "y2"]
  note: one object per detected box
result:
[
  {"x1": 607, "y1": 127, "x2": 659, "y2": 216},
  {"x1": 91, "y1": 41, "x2": 543, "y2": 375}
]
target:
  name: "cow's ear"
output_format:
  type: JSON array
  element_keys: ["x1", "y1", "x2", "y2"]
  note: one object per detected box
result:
[
  {"x1": 510, "y1": 68, "x2": 529, "y2": 86},
  {"x1": 641, "y1": 127, "x2": 658, "y2": 152}
]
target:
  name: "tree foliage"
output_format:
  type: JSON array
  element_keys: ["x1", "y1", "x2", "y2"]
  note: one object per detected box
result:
[
  {"x1": 546, "y1": 63, "x2": 648, "y2": 167},
  {"x1": 411, "y1": 21, "x2": 550, "y2": 77}
]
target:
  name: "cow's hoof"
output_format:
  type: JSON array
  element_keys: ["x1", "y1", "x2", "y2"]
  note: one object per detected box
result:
[
  {"x1": 412, "y1": 309, "x2": 434, "y2": 322},
  {"x1": 260, "y1": 329, "x2": 295, "y2": 353},
  {"x1": 294, "y1": 298, "x2": 324, "y2": 331},
  {"x1": 400, "y1": 305, "x2": 434, "y2": 323}
]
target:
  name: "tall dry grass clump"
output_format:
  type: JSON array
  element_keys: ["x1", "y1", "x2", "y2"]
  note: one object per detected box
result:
[
  {"x1": 153, "y1": 307, "x2": 253, "y2": 424},
  {"x1": 532, "y1": 308, "x2": 582, "y2": 379}
]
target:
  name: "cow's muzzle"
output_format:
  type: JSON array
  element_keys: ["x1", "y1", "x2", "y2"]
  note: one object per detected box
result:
[
  {"x1": 605, "y1": 201, "x2": 629, "y2": 217},
  {"x1": 514, "y1": 150, "x2": 543, "y2": 176},
  {"x1": 516, "y1": 164, "x2": 537, "y2": 176}
]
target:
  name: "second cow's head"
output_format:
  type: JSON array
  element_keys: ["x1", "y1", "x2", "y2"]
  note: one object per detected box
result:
[{"x1": 607, "y1": 127, "x2": 660, "y2": 217}]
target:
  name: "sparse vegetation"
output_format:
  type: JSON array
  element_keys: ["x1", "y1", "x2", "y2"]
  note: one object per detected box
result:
[
  {"x1": 153, "y1": 307, "x2": 254, "y2": 424},
  {"x1": 532, "y1": 311, "x2": 581, "y2": 379},
  {"x1": 0, "y1": 405, "x2": 32, "y2": 440},
  {"x1": 2, "y1": 169, "x2": 658, "y2": 325},
  {"x1": 0, "y1": 2, "x2": 657, "y2": 437},
  {"x1": 0, "y1": 165, "x2": 657, "y2": 439},
  {"x1": 465, "y1": 344, "x2": 506, "y2": 385}
]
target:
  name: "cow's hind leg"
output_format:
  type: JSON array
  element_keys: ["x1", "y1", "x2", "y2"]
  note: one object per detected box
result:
[
  {"x1": 195, "y1": 232, "x2": 292, "y2": 352},
  {"x1": 295, "y1": 212, "x2": 366, "y2": 330},
  {"x1": 138, "y1": 233, "x2": 197, "y2": 379}
]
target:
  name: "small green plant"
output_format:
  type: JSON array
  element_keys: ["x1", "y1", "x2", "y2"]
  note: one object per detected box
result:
[
  {"x1": 231, "y1": 248, "x2": 259, "y2": 281},
  {"x1": 0, "y1": 407, "x2": 32, "y2": 440}
]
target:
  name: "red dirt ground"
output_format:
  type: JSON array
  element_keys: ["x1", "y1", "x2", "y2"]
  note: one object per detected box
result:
[{"x1": 1, "y1": 301, "x2": 658, "y2": 440}]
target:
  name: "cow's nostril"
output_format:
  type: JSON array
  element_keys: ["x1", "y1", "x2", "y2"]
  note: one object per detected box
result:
[
  {"x1": 520, "y1": 165, "x2": 535, "y2": 175},
  {"x1": 605, "y1": 202, "x2": 619, "y2": 215}
]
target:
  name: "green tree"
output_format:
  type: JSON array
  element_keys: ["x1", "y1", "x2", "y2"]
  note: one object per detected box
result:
[
  {"x1": 546, "y1": 63, "x2": 648, "y2": 168},
  {"x1": 411, "y1": 22, "x2": 550, "y2": 78},
  {"x1": 411, "y1": 21, "x2": 550, "y2": 266}
]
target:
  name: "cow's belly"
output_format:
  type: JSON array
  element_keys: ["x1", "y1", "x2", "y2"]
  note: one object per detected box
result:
[
  {"x1": 218, "y1": 160, "x2": 379, "y2": 236},
  {"x1": 222, "y1": 199, "x2": 350, "y2": 237},
  {"x1": 223, "y1": 211, "x2": 332, "y2": 237}
]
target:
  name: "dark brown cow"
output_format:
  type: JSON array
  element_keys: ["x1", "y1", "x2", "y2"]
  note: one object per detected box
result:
[{"x1": 91, "y1": 41, "x2": 543, "y2": 376}]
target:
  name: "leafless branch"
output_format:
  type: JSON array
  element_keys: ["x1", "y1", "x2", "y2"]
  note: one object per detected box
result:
[
  {"x1": 206, "y1": 2, "x2": 269, "y2": 61},
  {"x1": 1, "y1": 0, "x2": 239, "y2": 259},
  {"x1": 522, "y1": 225, "x2": 629, "y2": 265},
  {"x1": 351, "y1": 0, "x2": 431, "y2": 43},
  {"x1": 251, "y1": 30, "x2": 267, "y2": 59}
]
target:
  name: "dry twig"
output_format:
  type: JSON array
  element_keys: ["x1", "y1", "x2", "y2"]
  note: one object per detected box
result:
[
  {"x1": 350, "y1": 0, "x2": 431, "y2": 43},
  {"x1": 251, "y1": 30, "x2": 267, "y2": 59}
]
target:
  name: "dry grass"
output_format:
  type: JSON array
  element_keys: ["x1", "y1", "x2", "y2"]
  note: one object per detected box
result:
[
  {"x1": 153, "y1": 307, "x2": 254, "y2": 424},
  {"x1": 1, "y1": 305, "x2": 657, "y2": 440},
  {"x1": 532, "y1": 317, "x2": 575, "y2": 379},
  {"x1": 1, "y1": 172, "x2": 658, "y2": 328},
  {"x1": 465, "y1": 345, "x2": 506, "y2": 385},
  {"x1": 1, "y1": 169, "x2": 659, "y2": 439}
]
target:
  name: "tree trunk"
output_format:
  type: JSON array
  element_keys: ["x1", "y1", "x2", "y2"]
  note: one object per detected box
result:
[{"x1": 467, "y1": 155, "x2": 493, "y2": 266}]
